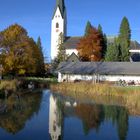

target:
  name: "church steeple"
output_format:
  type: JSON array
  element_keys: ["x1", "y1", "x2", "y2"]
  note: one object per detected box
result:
[
  {"x1": 53, "y1": 0, "x2": 65, "y2": 18},
  {"x1": 51, "y1": 0, "x2": 67, "y2": 60}
]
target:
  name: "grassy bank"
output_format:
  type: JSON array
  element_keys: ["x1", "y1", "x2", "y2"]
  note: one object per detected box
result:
[
  {"x1": 0, "y1": 77, "x2": 57, "y2": 95},
  {"x1": 50, "y1": 82, "x2": 140, "y2": 115},
  {"x1": 0, "y1": 80, "x2": 17, "y2": 93}
]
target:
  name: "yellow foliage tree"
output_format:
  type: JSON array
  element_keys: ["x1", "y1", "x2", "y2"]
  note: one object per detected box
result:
[{"x1": 0, "y1": 24, "x2": 44, "y2": 76}]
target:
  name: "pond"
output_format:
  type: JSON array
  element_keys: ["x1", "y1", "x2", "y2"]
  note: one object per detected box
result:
[{"x1": 0, "y1": 89, "x2": 140, "y2": 140}]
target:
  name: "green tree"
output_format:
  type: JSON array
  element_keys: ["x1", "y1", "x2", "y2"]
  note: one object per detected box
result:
[
  {"x1": 98, "y1": 24, "x2": 107, "y2": 59},
  {"x1": 51, "y1": 33, "x2": 67, "y2": 72},
  {"x1": 36, "y1": 36, "x2": 45, "y2": 76},
  {"x1": 57, "y1": 32, "x2": 67, "y2": 62},
  {"x1": 118, "y1": 17, "x2": 131, "y2": 61},
  {"x1": 97, "y1": 24, "x2": 103, "y2": 34},
  {"x1": 105, "y1": 39, "x2": 120, "y2": 61},
  {"x1": 84, "y1": 21, "x2": 92, "y2": 36}
]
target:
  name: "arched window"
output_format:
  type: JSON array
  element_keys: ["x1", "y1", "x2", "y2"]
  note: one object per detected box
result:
[{"x1": 56, "y1": 23, "x2": 59, "y2": 28}]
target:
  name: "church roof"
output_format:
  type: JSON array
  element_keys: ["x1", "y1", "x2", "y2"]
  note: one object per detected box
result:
[
  {"x1": 53, "y1": 0, "x2": 65, "y2": 18},
  {"x1": 63, "y1": 36, "x2": 140, "y2": 51},
  {"x1": 64, "y1": 36, "x2": 81, "y2": 49},
  {"x1": 107, "y1": 37, "x2": 140, "y2": 50},
  {"x1": 57, "y1": 62, "x2": 140, "y2": 75}
]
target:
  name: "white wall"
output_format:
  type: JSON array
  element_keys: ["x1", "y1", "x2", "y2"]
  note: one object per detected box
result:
[
  {"x1": 66, "y1": 49, "x2": 78, "y2": 56},
  {"x1": 51, "y1": 7, "x2": 66, "y2": 60},
  {"x1": 58, "y1": 73, "x2": 140, "y2": 83},
  {"x1": 129, "y1": 50, "x2": 140, "y2": 53}
]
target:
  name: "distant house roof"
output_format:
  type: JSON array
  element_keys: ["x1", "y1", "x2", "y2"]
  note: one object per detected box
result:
[
  {"x1": 64, "y1": 36, "x2": 140, "y2": 51},
  {"x1": 66, "y1": 52, "x2": 80, "y2": 62},
  {"x1": 107, "y1": 37, "x2": 115, "y2": 44},
  {"x1": 130, "y1": 41, "x2": 140, "y2": 50},
  {"x1": 64, "y1": 36, "x2": 81, "y2": 49},
  {"x1": 57, "y1": 62, "x2": 140, "y2": 75}
]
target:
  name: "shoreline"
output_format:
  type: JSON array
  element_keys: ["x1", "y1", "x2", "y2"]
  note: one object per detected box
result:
[
  {"x1": 0, "y1": 77, "x2": 57, "y2": 95},
  {"x1": 50, "y1": 82, "x2": 140, "y2": 116}
]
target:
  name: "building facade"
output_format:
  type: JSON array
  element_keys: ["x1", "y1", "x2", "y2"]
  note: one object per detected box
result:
[{"x1": 57, "y1": 62, "x2": 140, "y2": 84}]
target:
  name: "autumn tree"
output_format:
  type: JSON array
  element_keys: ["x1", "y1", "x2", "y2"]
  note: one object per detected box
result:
[
  {"x1": 77, "y1": 27, "x2": 103, "y2": 61},
  {"x1": 0, "y1": 24, "x2": 44, "y2": 76},
  {"x1": 118, "y1": 17, "x2": 131, "y2": 61}
]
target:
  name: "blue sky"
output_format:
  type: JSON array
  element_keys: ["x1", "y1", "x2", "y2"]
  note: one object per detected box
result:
[{"x1": 0, "y1": 0, "x2": 140, "y2": 61}]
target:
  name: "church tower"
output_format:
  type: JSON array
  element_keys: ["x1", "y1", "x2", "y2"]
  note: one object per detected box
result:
[{"x1": 51, "y1": 0, "x2": 67, "y2": 60}]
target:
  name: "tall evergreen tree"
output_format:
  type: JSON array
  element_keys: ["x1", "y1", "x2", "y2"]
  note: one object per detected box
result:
[
  {"x1": 118, "y1": 17, "x2": 131, "y2": 61},
  {"x1": 98, "y1": 24, "x2": 103, "y2": 34},
  {"x1": 57, "y1": 32, "x2": 67, "y2": 62},
  {"x1": 84, "y1": 21, "x2": 92, "y2": 36},
  {"x1": 105, "y1": 38, "x2": 120, "y2": 61},
  {"x1": 103, "y1": 34, "x2": 107, "y2": 57},
  {"x1": 98, "y1": 24, "x2": 107, "y2": 59},
  {"x1": 36, "y1": 36, "x2": 45, "y2": 76},
  {"x1": 51, "y1": 33, "x2": 67, "y2": 71}
]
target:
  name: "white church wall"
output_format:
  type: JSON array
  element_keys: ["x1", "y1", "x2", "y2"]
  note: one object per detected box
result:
[{"x1": 51, "y1": 7, "x2": 65, "y2": 60}]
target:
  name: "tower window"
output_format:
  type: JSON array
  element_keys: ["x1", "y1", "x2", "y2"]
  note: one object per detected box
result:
[{"x1": 56, "y1": 23, "x2": 59, "y2": 28}]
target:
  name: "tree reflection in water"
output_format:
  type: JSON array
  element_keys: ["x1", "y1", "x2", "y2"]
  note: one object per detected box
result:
[
  {"x1": 0, "y1": 91, "x2": 42, "y2": 134},
  {"x1": 49, "y1": 94, "x2": 129, "y2": 140}
]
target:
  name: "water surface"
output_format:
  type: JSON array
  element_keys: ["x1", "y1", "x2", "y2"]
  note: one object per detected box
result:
[{"x1": 0, "y1": 90, "x2": 140, "y2": 140}]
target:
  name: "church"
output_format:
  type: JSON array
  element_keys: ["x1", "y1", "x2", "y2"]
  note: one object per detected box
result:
[
  {"x1": 51, "y1": 0, "x2": 140, "y2": 61},
  {"x1": 51, "y1": 0, "x2": 79, "y2": 60}
]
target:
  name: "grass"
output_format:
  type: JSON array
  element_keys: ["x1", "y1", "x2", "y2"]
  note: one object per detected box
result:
[
  {"x1": 51, "y1": 82, "x2": 140, "y2": 96},
  {"x1": 22, "y1": 77, "x2": 57, "y2": 83},
  {"x1": 0, "y1": 80, "x2": 18, "y2": 92},
  {"x1": 50, "y1": 82, "x2": 140, "y2": 115},
  {"x1": 0, "y1": 77, "x2": 58, "y2": 94}
]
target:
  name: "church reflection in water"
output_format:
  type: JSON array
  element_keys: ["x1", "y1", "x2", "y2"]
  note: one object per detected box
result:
[
  {"x1": 49, "y1": 94, "x2": 77, "y2": 140},
  {"x1": 49, "y1": 94, "x2": 62, "y2": 140},
  {"x1": 49, "y1": 94, "x2": 129, "y2": 140}
]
